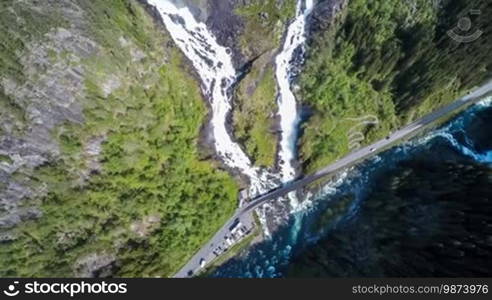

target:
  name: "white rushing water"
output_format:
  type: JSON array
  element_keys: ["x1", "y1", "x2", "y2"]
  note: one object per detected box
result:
[
  {"x1": 275, "y1": 0, "x2": 314, "y2": 183},
  {"x1": 147, "y1": 0, "x2": 314, "y2": 215}
]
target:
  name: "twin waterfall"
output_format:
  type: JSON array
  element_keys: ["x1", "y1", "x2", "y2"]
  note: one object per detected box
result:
[{"x1": 147, "y1": 0, "x2": 315, "y2": 215}]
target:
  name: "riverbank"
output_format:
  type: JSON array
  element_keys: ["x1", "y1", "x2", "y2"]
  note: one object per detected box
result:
[{"x1": 194, "y1": 82, "x2": 491, "y2": 277}]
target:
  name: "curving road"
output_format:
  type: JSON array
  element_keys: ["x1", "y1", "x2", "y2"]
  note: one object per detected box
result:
[{"x1": 174, "y1": 81, "x2": 492, "y2": 278}]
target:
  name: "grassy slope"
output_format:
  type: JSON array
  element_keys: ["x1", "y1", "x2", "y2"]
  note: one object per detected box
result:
[
  {"x1": 299, "y1": 0, "x2": 492, "y2": 173},
  {"x1": 232, "y1": 0, "x2": 296, "y2": 168},
  {"x1": 0, "y1": 0, "x2": 66, "y2": 139},
  {"x1": 0, "y1": 0, "x2": 237, "y2": 277}
]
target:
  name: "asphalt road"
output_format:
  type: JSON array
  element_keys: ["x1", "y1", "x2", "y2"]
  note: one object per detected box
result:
[{"x1": 174, "y1": 81, "x2": 492, "y2": 278}]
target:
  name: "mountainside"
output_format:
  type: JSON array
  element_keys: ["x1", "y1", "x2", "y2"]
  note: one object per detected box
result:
[{"x1": 287, "y1": 158, "x2": 492, "y2": 277}]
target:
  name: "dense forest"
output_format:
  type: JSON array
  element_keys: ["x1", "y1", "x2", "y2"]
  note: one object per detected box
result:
[
  {"x1": 1, "y1": 0, "x2": 491, "y2": 278},
  {"x1": 299, "y1": 0, "x2": 492, "y2": 173},
  {"x1": 0, "y1": 0, "x2": 237, "y2": 277},
  {"x1": 288, "y1": 157, "x2": 492, "y2": 277}
]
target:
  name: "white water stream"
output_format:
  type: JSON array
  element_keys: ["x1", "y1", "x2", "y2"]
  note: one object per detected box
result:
[{"x1": 147, "y1": 0, "x2": 314, "y2": 213}]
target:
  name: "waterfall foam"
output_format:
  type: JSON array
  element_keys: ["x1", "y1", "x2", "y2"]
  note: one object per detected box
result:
[
  {"x1": 275, "y1": 0, "x2": 314, "y2": 183},
  {"x1": 414, "y1": 96, "x2": 492, "y2": 164},
  {"x1": 148, "y1": 0, "x2": 315, "y2": 207}
]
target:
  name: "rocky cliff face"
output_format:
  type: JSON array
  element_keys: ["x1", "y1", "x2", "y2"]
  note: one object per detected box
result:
[{"x1": 0, "y1": 0, "x2": 140, "y2": 274}]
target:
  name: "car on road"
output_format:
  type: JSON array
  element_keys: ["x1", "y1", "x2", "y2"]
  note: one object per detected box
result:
[
  {"x1": 199, "y1": 258, "x2": 206, "y2": 268},
  {"x1": 370, "y1": 148, "x2": 376, "y2": 152}
]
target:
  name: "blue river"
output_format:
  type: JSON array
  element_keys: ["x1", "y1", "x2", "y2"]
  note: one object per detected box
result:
[{"x1": 211, "y1": 97, "x2": 492, "y2": 278}]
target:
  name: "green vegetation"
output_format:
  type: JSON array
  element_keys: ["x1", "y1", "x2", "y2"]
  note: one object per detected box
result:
[
  {"x1": 236, "y1": 0, "x2": 296, "y2": 58},
  {"x1": 312, "y1": 195, "x2": 354, "y2": 233},
  {"x1": 234, "y1": 66, "x2": 278, "y2": 167},
  {"x1": 232, "y1": 0, "x2": 296, "y2": 168},
  {"x1": 299, "y1": 0, "x2": 492, "y2": 173},
  {"x1": 0, "y1": 0, "x2": 237, "y2": 277},
  {"x1": 0, "y1": 90, "x2": 26, "y2": 135},
  {"x1": 0, "y1": 154, "x2": 13, "y2": 164},
  {"x1": 0, "y1": 1, "x2": 65, "y2": 138}
]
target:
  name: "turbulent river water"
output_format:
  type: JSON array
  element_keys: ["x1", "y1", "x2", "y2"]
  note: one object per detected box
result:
[{"x1": 146, "y1": 0, "x2": 492, "y2": 277}]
